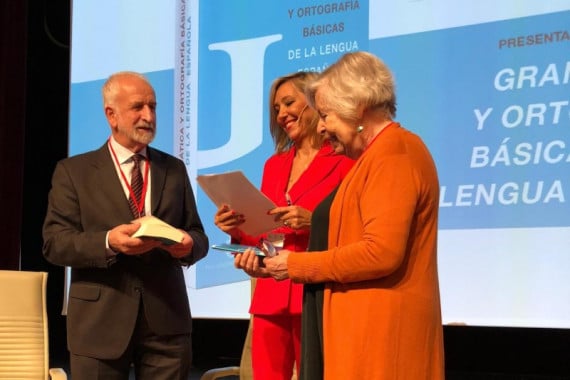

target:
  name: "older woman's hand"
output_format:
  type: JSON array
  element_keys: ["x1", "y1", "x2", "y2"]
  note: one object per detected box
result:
[{"x1": 262, "y1": 249, "x2": 291, "y2": 281}]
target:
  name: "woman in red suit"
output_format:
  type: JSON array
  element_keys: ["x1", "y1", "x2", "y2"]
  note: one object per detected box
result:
[{"x1": 214, "y1": 71, "x2": 353, "y2": 380}]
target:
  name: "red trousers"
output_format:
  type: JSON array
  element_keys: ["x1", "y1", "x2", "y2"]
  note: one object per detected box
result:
[{"x1": 252, "y1": 314, "x2": 301, "y2": 380}]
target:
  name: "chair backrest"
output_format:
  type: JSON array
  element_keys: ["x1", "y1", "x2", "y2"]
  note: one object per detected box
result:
[{"x1": 0, "y1": 270, "x2": 50, "y2": 379}]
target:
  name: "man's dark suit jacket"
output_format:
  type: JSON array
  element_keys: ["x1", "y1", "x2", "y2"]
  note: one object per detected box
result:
[{"x1": 42, "y1": 144, "x2": 209, "y2": 359}]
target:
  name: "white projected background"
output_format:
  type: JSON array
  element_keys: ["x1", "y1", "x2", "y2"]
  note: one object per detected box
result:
[{"x1": 69, "y1": 0, "x2": 570, "y2": 327}]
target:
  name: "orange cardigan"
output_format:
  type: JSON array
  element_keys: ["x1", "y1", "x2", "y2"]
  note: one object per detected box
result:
[{"x1": 288, "y1": 124, "x2": 445, "y2": 379}]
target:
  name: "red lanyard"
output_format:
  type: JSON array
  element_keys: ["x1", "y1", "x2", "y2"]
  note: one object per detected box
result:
[{"x1": 108, "y1": 140, "x2": 150, "y2": 216}]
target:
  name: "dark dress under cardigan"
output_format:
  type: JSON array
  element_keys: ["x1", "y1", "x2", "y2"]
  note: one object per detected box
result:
[{"x1": 299, "y1": 186, "x2": 339, "y2": 380}]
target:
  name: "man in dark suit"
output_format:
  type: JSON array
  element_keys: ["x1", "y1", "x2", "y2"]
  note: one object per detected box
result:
[{"x1": 43, "y1": 71, "x2": 209, "y2": 380}]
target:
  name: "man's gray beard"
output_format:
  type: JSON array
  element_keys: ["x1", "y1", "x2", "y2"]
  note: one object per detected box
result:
[
  {"x1": 135, "y1": 132, "x2": 155, "y2": 145},
  {"x1": 131, "y1": 128, "x2": 155, "y2": 145}
]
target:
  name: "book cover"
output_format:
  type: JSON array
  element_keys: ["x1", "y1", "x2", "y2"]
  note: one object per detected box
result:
[{"x1": 132, "y1": 215, "x2": 184, "y2": 245}]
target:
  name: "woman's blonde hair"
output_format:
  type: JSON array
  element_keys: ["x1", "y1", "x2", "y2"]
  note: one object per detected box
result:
[
  {"x1": 269, "y1": 71, "x2": 323, "y2": 153},
  {"x1": 306, "y1": 51, "x2": 397, "y2": 124}
]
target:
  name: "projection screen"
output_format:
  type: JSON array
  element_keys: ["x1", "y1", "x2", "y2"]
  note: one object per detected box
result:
[{"x1": 68, "y1": 0, "x2": 570, "y2": 327}]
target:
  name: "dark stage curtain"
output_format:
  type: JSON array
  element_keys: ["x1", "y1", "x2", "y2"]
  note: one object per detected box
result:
[{"x1": 0, "y1": 0, "x2": 28, "y2": 270}]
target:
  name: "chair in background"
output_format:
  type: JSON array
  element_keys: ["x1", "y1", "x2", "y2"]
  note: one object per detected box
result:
[{"x1": 0, "y1": 270, "x2": 67, "y2": 380}]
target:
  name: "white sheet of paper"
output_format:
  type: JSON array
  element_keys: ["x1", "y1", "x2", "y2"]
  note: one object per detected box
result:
[{"x1": 197, "y1": 171, "x2": 281, "y2": 236}]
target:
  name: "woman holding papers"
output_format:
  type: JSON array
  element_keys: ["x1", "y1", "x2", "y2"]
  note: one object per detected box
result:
[
  {"x1": 214, "y1": 71, "x2": 353, "y2": 380},
  {"x1": 236, "y1": 52, "x2": 445, "y2": 379}
]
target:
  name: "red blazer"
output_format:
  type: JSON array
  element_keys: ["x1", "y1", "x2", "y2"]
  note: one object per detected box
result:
[{"x1": 238, "y1": 142, "x2": 353, "y2": 315}]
